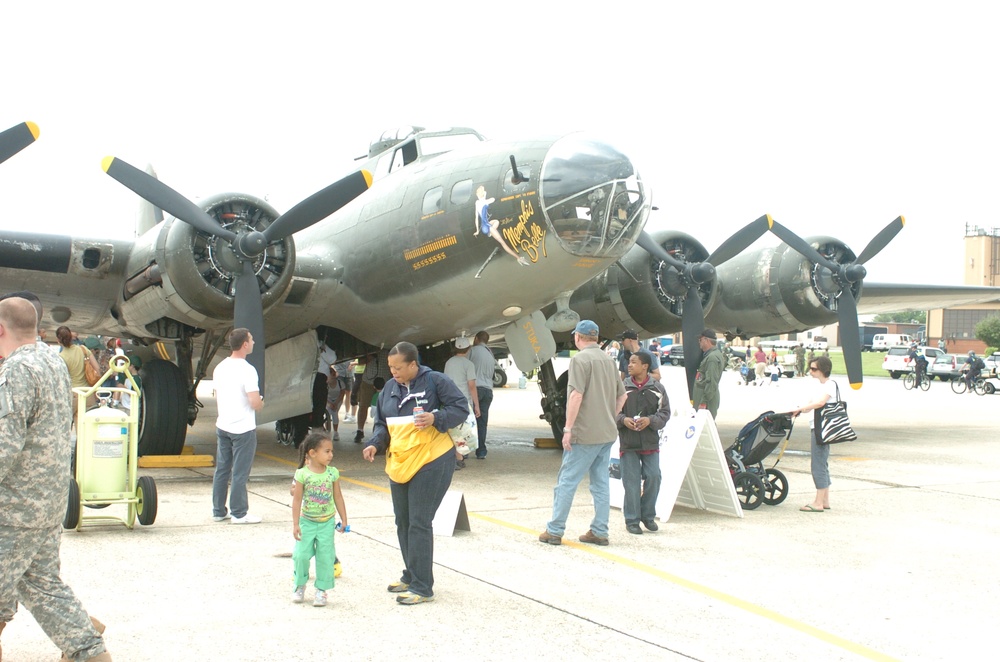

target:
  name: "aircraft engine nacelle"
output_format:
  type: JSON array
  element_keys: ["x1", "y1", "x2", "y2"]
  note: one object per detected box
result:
[
  {"x1": 118, "y1": 193, "x2": 296, "y2": 336},
  {"x1": 566, "y1": 230, "x2": 712, "y2": 339},
  {"x1": 709, "y1": 236, "x2": 859, "y2": 338}
]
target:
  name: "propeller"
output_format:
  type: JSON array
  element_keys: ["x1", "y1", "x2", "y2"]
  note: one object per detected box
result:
[
  {"x1": 103, "y1": 156, "x2": 373, "y2": 393},
  {"x1": 768, "y1": 216, "x2": 905, "y2": 389},
  {"x1": 639, "y1": 214, "x2": 773, "y2": 396},
  {"x1": 0, "y1": 122, "x2": 39, "y2": 166}
]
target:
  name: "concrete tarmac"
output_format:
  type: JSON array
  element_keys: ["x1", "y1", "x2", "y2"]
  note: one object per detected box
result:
[{"x1": 3, "y1": 366, "x2": 998, "y2": 661}]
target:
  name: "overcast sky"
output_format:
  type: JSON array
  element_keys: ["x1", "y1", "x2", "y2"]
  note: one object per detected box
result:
[{"x1": 3, "y1": 1, "x2": 998, "y2": 286}]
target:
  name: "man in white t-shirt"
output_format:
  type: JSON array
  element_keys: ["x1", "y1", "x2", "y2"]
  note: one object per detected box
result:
[{"x1": 212, "y1": 328, "x2": 264, "y2": 524}]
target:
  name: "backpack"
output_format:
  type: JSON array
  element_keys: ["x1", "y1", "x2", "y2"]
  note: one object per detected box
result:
[{"x1": 974, "y1": 357, "x2": 985, "y2": 371}]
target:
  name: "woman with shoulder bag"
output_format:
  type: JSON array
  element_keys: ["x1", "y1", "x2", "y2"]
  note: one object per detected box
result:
[
  {"x1": 56, "y1": 326, "x2": 101, "y2": 425},
  {"x1": 791, "y1": 355, "x2": 839, "y2": 513},
  {"x1": 361, "y1": 341, "x2": 468, "y2": 605}
]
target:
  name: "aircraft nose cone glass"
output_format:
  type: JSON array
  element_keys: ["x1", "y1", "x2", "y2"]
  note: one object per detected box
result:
[{"x1": 539, "y1": 135, "x2": 648, "y2": 259}]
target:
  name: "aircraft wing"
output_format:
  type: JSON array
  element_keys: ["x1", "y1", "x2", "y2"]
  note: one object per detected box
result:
[
  {"x1": 857, "y1": 283, "x2": 1000, "y2": 314},
  {"x1": 0, "y1": 230, "x2": 134, "y2": 335}
]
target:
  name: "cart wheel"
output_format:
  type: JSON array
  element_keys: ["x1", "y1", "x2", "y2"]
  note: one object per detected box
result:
[
  {"x1": 985, "y1": 382, "x2": 996, "y2": 395},
  {"x1": 762, "y1": 468, "x2": 789, "y2": 505},
  {"x1": 734, "y1": 472, "x2": 765, "y2": 510},
  {"x1": 63, "y1": 478, "x2": 81, "y2": 530},
  {"x1": 136, "y1": 476, "x2": 158, "y2": 526}
]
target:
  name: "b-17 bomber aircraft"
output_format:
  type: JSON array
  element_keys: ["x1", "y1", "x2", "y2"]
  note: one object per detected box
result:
[{"x1": 2, "y1": 121, "x2": 999, "y2": 452}]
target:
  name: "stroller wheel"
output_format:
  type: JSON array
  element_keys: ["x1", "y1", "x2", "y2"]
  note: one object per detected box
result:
[
  {"x1": 734, "y1": 472, "x2": 765, "y2": 510},
  {"x1": 762, "y1": 468, "x2": 788, "y2": 506}
]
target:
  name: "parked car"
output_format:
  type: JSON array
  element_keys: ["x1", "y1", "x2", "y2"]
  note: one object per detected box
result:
[
  {"x1": 983, "y1": 352, "x2": 1000, "y2": 374},
  {"x1": 881, "y1": 345, "x2": 946, "y2": 379},
  {"x1": 928, "y1": 353, "x2": 961, "y2": 381},
  {"x1": 662, "y1": 344, "x2": 684, "y2": 366}
]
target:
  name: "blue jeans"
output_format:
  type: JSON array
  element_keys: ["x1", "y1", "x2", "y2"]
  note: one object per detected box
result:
[
  {"x1": 546, "y1": 441, "x2": 613, "y2": 538},
  {"x1": 475, "y1": 387, "x2": 493, "y2": 458},
  {"x1": 810, "y1": 428, "x2": 831, "y2": 489},
  {"x1": 212, "y1": 428, "x2": 258, "y2": 519},
  {"x1": 389, "y1": 450, "x2": 455, "y2": 598},
  {"x1": 621, "y1": 451, "x2": 661, "y2": 524}
]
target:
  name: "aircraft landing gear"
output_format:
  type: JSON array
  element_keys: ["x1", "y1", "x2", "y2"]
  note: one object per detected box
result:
[{"x1": 538, "y1": 360, "x2": 568, "y2": 440}]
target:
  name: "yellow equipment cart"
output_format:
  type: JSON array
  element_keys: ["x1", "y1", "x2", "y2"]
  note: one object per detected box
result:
[{"x1": 64, "y1": 355, "x2": 157, "y2": 530}]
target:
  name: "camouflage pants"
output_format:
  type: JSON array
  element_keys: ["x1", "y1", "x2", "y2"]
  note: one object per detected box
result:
[{"x1": 0, "y1": 524, "x2": 106, "y2": 660}]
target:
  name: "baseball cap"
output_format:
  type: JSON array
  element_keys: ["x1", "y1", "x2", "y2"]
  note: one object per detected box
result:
[
  {"x1": 573, "y1": 320, "x2": 600, "y2": 338},
  {"x1": 699, "y1": 328, "x2": 718, "y2": 340},
  {"x1": 621, "y1": 330, "x2": 638, "y2": 340},
  {"x1": 455, "y1": 336, "x2": 471, "y2": 349}
]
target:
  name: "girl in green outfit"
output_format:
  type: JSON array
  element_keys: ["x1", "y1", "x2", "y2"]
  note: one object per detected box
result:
[{"x1": 291, "y1": 432, "x2": 348, "y2": 607}]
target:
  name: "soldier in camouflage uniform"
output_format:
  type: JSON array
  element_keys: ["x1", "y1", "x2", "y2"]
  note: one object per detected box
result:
[{"x1": 0, "y1": 297, "x2": 111, "y2": 661}]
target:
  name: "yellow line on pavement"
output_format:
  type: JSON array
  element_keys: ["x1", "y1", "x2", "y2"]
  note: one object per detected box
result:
[{"x1": 257, "y1": 451, "x2": 895, "y2": 661}]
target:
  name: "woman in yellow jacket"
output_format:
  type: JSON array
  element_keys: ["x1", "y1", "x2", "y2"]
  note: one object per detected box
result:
[{"x1": 362, "y1": 341, "x2": 468, "y2": 605}]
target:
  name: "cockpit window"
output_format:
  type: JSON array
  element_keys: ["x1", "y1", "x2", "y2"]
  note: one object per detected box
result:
[
  {"x1": 539, "y1": 135, "x2": 648, "y2": 259},
  {"x1": 389, "y1": 140, "x2": 418, "y2": 173}
]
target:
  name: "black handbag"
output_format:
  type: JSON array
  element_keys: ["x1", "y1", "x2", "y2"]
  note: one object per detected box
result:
[{"x1": 814, "y1": 382, "x2": 857, "y2": 445}]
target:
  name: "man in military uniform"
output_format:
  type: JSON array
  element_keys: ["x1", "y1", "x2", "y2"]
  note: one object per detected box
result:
[
  {"x1": 692, "y1": 328, "x2": 724, "y2": 420},
  {"x1": 0, "y1": 297, "x2": 111, "y2": 661},
  {"x1": 794, "y1": 343, "x2": 806, "y2": 377}
]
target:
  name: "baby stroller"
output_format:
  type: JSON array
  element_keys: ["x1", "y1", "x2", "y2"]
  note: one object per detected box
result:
[
  {"x1": 725, "y1": 410, "x2": 794, "y2": 510},
  {"x1": 737, "y1": 362, "x2": 755, "y2": 386}
]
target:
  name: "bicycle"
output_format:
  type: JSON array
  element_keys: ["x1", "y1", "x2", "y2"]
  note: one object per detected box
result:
[
  {"x1": 951, "y1": 374, "x2": 987, "y2": 395},
  {"x1": 903, "y1": 371, "x2": 931, "y2": 391}
]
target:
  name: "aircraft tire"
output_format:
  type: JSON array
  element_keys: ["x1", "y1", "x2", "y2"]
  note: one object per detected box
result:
[
  {"x1": 138, "y1": 360, "x2": 188, "y2": 456},
  {"x1": 493, "y1": 367, "x2": 508, "y2": 388}
]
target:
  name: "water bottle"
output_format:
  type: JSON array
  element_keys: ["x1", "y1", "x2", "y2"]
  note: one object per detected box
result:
[
  {"x1": 518, "y1": 373, "x2": 527, "y2": 389},
  {"x1": 412, "y1": 406, "x2": 423, "y2": 426}
]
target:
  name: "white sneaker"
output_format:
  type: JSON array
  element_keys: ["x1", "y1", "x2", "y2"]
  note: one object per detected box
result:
[
  {"x1": 292, "y1": 586, "x2": 305, "y2": 603},
  {"x1": 212, "y1": 514, "x2": 231, "y2": 522},
  {"x1": 343, "y1": 415, "x2": 354, "y2": 423},
  {"x1": 333, "y1": 431, "x2": 340, "y2": 441},
  {"x1": 313, "y1": 589, "x2": 327, "y2": 607},
  {"x1": 230, "y1": 513, "x2": 262, "y2": 524}
]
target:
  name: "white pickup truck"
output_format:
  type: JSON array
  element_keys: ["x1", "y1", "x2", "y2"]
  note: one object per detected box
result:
[{"x1": 881, "y1": 345, "x2": 946, "y2": 379}]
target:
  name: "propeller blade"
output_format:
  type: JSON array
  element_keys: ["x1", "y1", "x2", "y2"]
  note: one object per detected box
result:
[
  {"x1": 682, "y1": 287, "x2": 705, "y2": 399},
  {"x1": 234, "y1": 262, "x2": 267, "y2": 397},
  {"x1": 706, "y1": 214, "x2": 773, "y2": 265},
  {"x1": 102, "y1": 156, "x2": 236, "y2": 241},
  {"x1": 768, "y1": 220, "x2": 839, "y2": 272},
  {"x1": 836, "y1": 291, "x2": 864, "y2": 389},
  {"x1": 263, "y1": 170, "x2": 373, "y2": 242},
  {"x1": 637, "y1": 231, "x2": 687, "y2": 271},
  {"x1": 0, "y1": 122, "x2": 39, "y2": 166},
  {"x1": 855, "y1": 216, "x2": 905, "y2": 265}
]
